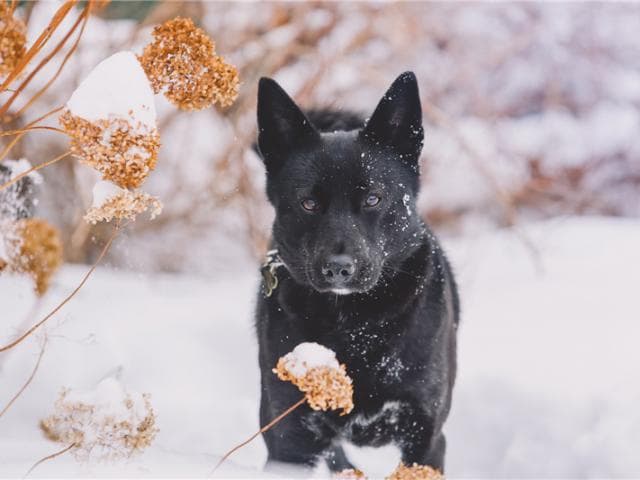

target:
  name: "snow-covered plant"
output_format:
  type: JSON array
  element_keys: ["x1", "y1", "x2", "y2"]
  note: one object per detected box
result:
[
  {"x1": 0, "y1": 1, "x2": 26, "y2": 77},
  {"x1": 0, "y1": 160, "x2": 61, "y2": 296},
  {"x1": 40, "y1": 378, "x2": 158, "y2": 462},
  {"x1": 139, "y1": 17, "x2": 239, "y2": 111},
  {"x1": 386, "y1": 463, "x2": 443, "y2": 480},
  {"x1": 60, "y1": 51, "x2": 160, "y2": 190},
  {"x1": 214, "y1": 343, "x2": 354, "y2": 472},
  {"x1": 84, "y1": 180, "x2": 162, "y2": 225},
  {"x1": 274, "y1": 342, "x2": 354, "y2": 415}
]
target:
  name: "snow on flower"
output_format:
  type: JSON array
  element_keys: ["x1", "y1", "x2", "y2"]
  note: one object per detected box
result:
[
  {"x1": 84, "y1": 180, "x2": 162, "y2": 224},
  {"x1": 40, "y1": 377, "x2": 158, "y2": 461},
  {"x1": 386, "y1": 463, "x2": 443, "y2": 480},
  {"x1": 0, "y1": 2, "x2": 26, "y2": 77},
  {"x1": 273, "y1": 342, "x2": 354, "y2": 415},
  {"x1": 60, "y1": 51, "x2": 160, "y2": 189},
  {"x1": 139, "y1": 17, "x2": 239, "y2": 110}
]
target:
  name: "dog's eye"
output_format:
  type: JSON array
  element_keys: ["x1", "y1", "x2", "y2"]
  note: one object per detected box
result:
[
  {"x1": 301, "y1": 198, "x2": 319, "y2": 212},
  {"x1": 364, "y1": 194, "x2": 381, "y2": 208}
]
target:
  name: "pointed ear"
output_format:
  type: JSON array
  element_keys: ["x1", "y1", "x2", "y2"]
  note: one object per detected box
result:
[
  {"x1": 257, "y1": 77, "x2": 320, "y2": 174},
  {"x1": 360, "y1": 72, "x2": 424, "y2": 159}
]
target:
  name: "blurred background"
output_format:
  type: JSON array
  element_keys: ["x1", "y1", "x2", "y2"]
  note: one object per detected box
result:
[
  {"x1": 2, "y1": 2, "x2": 640, "y2": 477},
  {"x1": 6, "y1": 0, "x2": 640, "y2": 273}
]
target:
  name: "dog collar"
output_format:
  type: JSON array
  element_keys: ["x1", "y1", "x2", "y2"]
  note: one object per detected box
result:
[{"x1": 261, "y1": 249, "x2": 284, "y2": 297}]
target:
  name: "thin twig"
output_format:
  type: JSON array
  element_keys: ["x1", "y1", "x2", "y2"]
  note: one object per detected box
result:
[
  {"x1": 23, "y1": 443, "x2": 76, "y2": 478},
  {"x1": 0, "y1": 151, "x2": 71, "y2": 192},
  {"x1": 0, "y1": 125, "x2": 66, "y2": 137},
  {"x1": 0, "y1": 1, "x2": 78, "y2": 94},
  {"x1": 0, "y1": 337, "x2": 47, "y2": 418},
  {"x1": 0, "y1": 107, "x2": 64, "y2": 163},
  {"x1": 0, "y1": 1, "x2": 83, "y2": 117},
  {"x1": 0, "y1": 221, "x2": 121, "y2": 354},
  {"x1": 212, "y1": 397, "x2": 306, "y2": 474},
  {"x1": 12, "y1": 6, "x2": 90, "y2": 119}
]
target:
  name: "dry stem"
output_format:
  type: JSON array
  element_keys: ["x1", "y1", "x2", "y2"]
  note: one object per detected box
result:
[
  {"x1": 0, "y1": 151, "x2": 71, "y2": 192},
  {"x1": 0, "y1": 337, "x2": 47, "y2": 418},
  {"x1": 0, "y1": 1, "x2": 87, "y2": 119},
  {"x1": 11, "y1": 7, "x2": 90, "y2": 119},
  {"x1": 212, "y1": 397, "x2": 306, "y2": 475},
  {"x1": 0, "y1": 1, "x2": 77, "y2": 94},
  {"x1": 0, "y1": 221, "x2": 121, "y2": 354},
  {"x1": 23, "y1": 443, "x2": 76, "y2": 478}
]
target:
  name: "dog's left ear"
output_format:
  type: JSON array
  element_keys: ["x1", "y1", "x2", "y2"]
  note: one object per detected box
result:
[
  {"x1": 360, "y1": 71, "x2": 424, "y2": 160},
  {"x1": 257, "y1": 77, "x2": 320, "y2": 175}
]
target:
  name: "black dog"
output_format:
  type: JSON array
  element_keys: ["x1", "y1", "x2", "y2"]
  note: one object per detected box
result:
[{"x1": 255, "y1": 72, "x2": 459, "y2": 475}]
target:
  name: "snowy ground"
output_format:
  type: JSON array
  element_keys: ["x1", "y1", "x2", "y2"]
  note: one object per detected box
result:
[{"x1": 1, "y1": 217, "x2": 639, "y2": 478}]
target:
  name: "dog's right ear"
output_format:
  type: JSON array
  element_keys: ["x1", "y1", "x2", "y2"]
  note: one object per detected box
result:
[{"x1": 257, "y1": 77, "x2": 320, "y2": 174}]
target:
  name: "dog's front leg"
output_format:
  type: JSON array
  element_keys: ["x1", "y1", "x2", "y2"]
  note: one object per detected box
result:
[
  {"x1": 395, "y1": 407, "x2": 446, "y2": 472},
  {"x1": 261, "y1": 394, "x2": 334, "y2": 474}
]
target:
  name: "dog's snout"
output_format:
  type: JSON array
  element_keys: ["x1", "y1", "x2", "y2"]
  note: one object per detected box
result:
[{"x1": 321, "y1": 255, "x2": 356, "y2": 284}]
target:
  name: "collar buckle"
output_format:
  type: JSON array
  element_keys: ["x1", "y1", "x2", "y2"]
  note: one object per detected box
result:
[{"x1": 261, "y1": 249, "x2": 283, "y2": 297}]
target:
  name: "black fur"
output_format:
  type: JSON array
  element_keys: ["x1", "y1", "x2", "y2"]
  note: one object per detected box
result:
[{"x1": 254, "y1": 72, "x2": 459, "y2": 474}]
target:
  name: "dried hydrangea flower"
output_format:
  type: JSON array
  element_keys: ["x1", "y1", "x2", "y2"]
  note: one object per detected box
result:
[
  {"x1": 274, "y1": 342, "x2": 354, "y2": 415},
  {"x1": 60, "y1": 52, "x2": 160, "y2": 189},
  {"x1": 40, "y1": 378, "x2": 158, "y2": 461},
  {"x1": 335, "y1": 468, "x2": 367, "y2": 479},
  {"x1": 3, "y1": 218, "x2": 63, "y2": 296},
  {"x1": 386, "y1": 463, "x2": 444, "y2": 480},
  {"x1": 84, "y1": 180, "x2": 162, "y2": 224},
  {"x1": 139, "y1": 17, "x2": 239, "y2": 110},
  {"x1": 0, "y1": 2, "x2": 27, "y2": 77}
]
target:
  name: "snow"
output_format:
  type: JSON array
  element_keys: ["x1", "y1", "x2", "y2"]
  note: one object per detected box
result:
[
  {"x1": 2, "y1": 159, "x2": 42, "y2": 185},
  {"x1": 1, "y1": 217, "x2": 639, "y2": 477},
  {"x1": 90, "y1": 180, "x2": 124, "y2": 208},
  {"x1": 280, "y1": 342, "x2": 340, "y2": 377},
  {"x1": 66, "y1": 51, "x2": 157, "y2": 130}
]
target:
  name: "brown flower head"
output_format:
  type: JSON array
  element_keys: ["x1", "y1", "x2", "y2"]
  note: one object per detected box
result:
[
  {"x1": 139, "y1": 17, "x2": 239, "y2": 110},
  {"x1": 274, "y1": 342, "x2": 354, "y2": 415},
  {"x1": 84, "y1": 181, "x2": 162, "y2": 224},
  {"x1": 61, "y1": 111, "x2": 160, "y2": 189},
  {"x1": 4, "y1": 218, "x2": 63, "y2": 296},
  {"x1": 40, "y1": 378, "x2": 158, "y2": 461},
  {"x1": 334, "y1": 468, "x2": 367, "y2": 479},
  {"x1": 386, "y1": 463, "x2": 444, "y2": 480},
  {"x1": 0, "y1": 2, "x2": 26, "y2": 77},
  {"x1": 61, "y1": 51, "x2": 160, "y2": 189}
]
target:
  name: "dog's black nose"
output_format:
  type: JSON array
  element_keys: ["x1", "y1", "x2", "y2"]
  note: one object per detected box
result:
[{"x1": 321, "y1": 255, "x2": 356, "y2": 284}]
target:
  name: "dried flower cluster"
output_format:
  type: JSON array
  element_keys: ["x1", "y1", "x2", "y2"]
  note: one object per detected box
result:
[
  {"x1": 2, "y1": 218, "x2": 63, "y2": 295},
  {"x1": 60, "y1": 110, "x2": 160, "y2": 190},
  {"x1": 40, "y1": 379, "x2": 158, "y2": 461},
  {"x1": 386, "y1": 463, "x2": 444, "y2": 480},
  {"x1": 84, "y1": 188, "x2": 162, "y2": 224},
  {"x1": 139, "y1": 17, "x2": 239, "y2": 110},
  {"x1": 274, "y1": 343, "x2": 354, "y2": 415},
  {"x1": 0, "y1": 2, "x2": 26, "y2": 77},
  {"x1": 335, "y1": 468, "x2": 367, "y2": 479}
]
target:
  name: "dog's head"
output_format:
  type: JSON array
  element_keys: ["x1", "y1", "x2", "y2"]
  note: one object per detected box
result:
[{"x1": 257, "y1": 72, "x2": 424, "y2": 295}]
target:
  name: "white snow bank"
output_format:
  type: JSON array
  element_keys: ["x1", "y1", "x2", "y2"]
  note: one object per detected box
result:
[
  {"x1": 66, "y1": 51, "x2": 156, "y2": 129},
  {"x1": 0, "y1": 217, "x2": 639, "y2": 477},
  {"x1": 281, "y1": 342, "x2": 340, "y2": 377}
]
